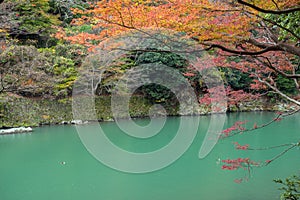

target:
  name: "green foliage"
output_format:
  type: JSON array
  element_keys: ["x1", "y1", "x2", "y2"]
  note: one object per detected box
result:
[
  {"x1": 138, "y1": 83, "x2": 177, "y2": 103},
  {"x1": 264, "y1": 12, "x2": 300, "y2": 42},
  {"x1": 14, "y1": 0, "x2": 61, "y2": 35},
  {"x1": 136, "y1": 51, "x2": 187, "y2": 68},
  {"x1": 134, "y1": 51, "x2": 197, "y2": 102},
  {"x1": 64, "y1": 24, "x2": 94, "y2": 35},
  {"x1": 220, "y1": 67, "x2": 253, "y2": 91},
  {"x1": 53, "y1": 57, "x2": 76, "y2": 76},
  {"x1": 264, "y1": 74, "x2": 297, "y2": 102},
  {"x1": 274, "y1": 175, "x2": 300, "y2": 200},
  {"x1": 45, "y1": 43, "x2": 87, "y2": 63},
  {"x1": 52, "y1": 56, "x2": 77, "y2": 97},
  {"x1": 275, "y1": 74, "x2": 298, "y2": 95},
  {"x1": 95, "y1": 50, "x2": 189, "y2": 112},
  {"x1": 38, "y1": 44, "x2": 86, "y2": 98},
  {"x1": 54, "y1": 57, "x2": 77, "y2": 97},
  {"x1": 49, "y1": 0, "x2": 90, "y2": 24}
]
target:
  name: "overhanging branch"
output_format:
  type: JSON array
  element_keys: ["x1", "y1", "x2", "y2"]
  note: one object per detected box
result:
[
  {"x1": 237, "y1": 0, "x2": 300, "y2": 14},
  {"x1": 205, "y1": 43, "x2": 282, "y2": 55},
  {"x1": 257, "y1": 76, "x2": 300, "y2": 106},
  {"x1": 262, "y1": 57, "x2": 300, "y2": 79}
]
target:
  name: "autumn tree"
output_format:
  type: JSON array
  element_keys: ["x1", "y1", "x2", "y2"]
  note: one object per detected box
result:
[
  {"x1": 59, "y1": 0, "x2": 299, "y2": 102},
  {"x1": 58, "y1": 0, "x2": 300, "y2": 185}
]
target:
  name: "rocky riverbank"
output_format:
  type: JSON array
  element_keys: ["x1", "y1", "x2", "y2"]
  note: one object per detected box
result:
[
  {"x1": 0, "y1": 93, "x2": 298, "y2": 129},
  {"x1": 0, "y1": 94, "x2": 173, "y2": 128}
]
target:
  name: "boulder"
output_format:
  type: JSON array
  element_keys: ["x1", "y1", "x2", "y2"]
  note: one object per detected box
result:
[{"x1": 0, "y1": 127, "x2": 33, "y2": 134}]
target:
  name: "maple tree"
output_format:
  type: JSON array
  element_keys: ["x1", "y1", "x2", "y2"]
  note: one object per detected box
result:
[
  {"x1": 58, "y1": 0, "x2": 300, "y2": 102},
  {"x1": 57, "y1": 0, "x2": 300, "y2": 185}
]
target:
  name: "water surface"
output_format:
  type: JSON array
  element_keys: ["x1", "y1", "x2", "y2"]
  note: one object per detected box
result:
[{"x1": 0, "y1": 112, "x2": 299, "y2": 200}]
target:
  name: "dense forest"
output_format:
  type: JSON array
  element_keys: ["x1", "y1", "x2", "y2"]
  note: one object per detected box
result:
[{"x1": 0, "y1": 0, "x2": 299, "y2": 128}]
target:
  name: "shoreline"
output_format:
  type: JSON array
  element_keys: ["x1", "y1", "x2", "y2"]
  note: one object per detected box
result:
[
  {"x1": 0, "y1": 110, "x2": 296, "y2": 135},
  {"x1": 1, "y1": 94, "x2": 298, "y2": 132}
]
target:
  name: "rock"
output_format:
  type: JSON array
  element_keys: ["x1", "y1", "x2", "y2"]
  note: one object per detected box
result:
[
  {"x1": 274, "y1": 104, "x2": 290, "y2": 112},
  {"x1": 70, "y1": 120, "x2": 83, "y2": 124},
  {"x1": 104, "y1": 118, "x2": 114, "y2": 122},
  {"x1": 0, "y1": 127, "x2": 33, "y2": 135}
]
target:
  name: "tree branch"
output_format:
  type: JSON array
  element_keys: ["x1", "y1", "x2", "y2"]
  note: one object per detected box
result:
[
  {"x1": 265, "y1": 143, "x2": 299, "y2": 166},
  {"x1": 248, "y1": 38, "x2": 300, "y2": 57},
  {"x1": 237, "y1": 0, "x2": 300, "y2": 14},
  {"x1": 221, "y1": 108, "x2": 300, "y2": 139},
  {"x1": 257, "y1": 76, "x2": 300, "y2": 106},
  {"x1": 247, "y1": 143, "x2": 294, "y2": 151},
  {"x1": 256, "y1": 56, "x2": 300, "y2": 78},
  {"x1": 205, "y1": 43, "x2": 283, "y2": 55}
]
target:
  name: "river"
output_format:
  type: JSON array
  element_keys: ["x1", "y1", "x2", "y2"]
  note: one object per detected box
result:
[{"x1": 0, "y1": 112, "x2": 299, "y2": 200}]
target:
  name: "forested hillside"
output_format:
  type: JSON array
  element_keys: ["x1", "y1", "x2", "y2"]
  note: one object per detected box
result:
[{"x1": 0, "y1": 0, "x2": 299, "y2": 127}]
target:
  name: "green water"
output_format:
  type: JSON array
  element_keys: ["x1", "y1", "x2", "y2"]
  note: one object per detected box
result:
[{"x1": 0, "y1": 112, "x2": 299, "y2": 200}]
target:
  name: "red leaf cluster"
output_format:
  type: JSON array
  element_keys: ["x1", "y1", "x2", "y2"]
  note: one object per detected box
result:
[
  {"x1": 221, "y1": 120, "x2": 247, "y2": 136},
  {"x1": 221, "y1": 158, "x2": 250, "y2": 170},
  {"x1": 233, "y1": 142, "x2": 249, "y2": 150}
]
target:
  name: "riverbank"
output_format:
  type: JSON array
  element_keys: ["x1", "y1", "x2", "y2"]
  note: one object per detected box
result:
[
  {"x1": 0, "y1": 93, "x2": 298, "y2": 129},
  {"x1": 0, "y1": 93, "x2": 179, "y2": 128}
]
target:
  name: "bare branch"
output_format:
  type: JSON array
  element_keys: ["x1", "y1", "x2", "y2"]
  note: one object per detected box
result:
[
  {"x1": 265, "y1": 143, "x2": 299, "y2": 166},
  {"x1": 247, "y1": 143, "x2": 294, "y2": 150},
  {"x1": 257, "y1": 76, "x2": 300, "y2": 106}
]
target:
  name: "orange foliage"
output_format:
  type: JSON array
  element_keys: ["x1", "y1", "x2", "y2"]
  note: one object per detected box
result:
[
  {"x1": 58, "y1": 0, "x2": 298, "y2": 49},
  {"x1": 55, "y1": 0, "x2": 299, "y2": 96},
  {"x1": 61, "y1": 0, "x2": 259, "y2": 48}
]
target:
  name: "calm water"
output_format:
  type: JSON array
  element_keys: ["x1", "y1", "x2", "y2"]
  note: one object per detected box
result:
[{"x1": 0, "y1": 112, "x2": 299, "y2": 200}]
